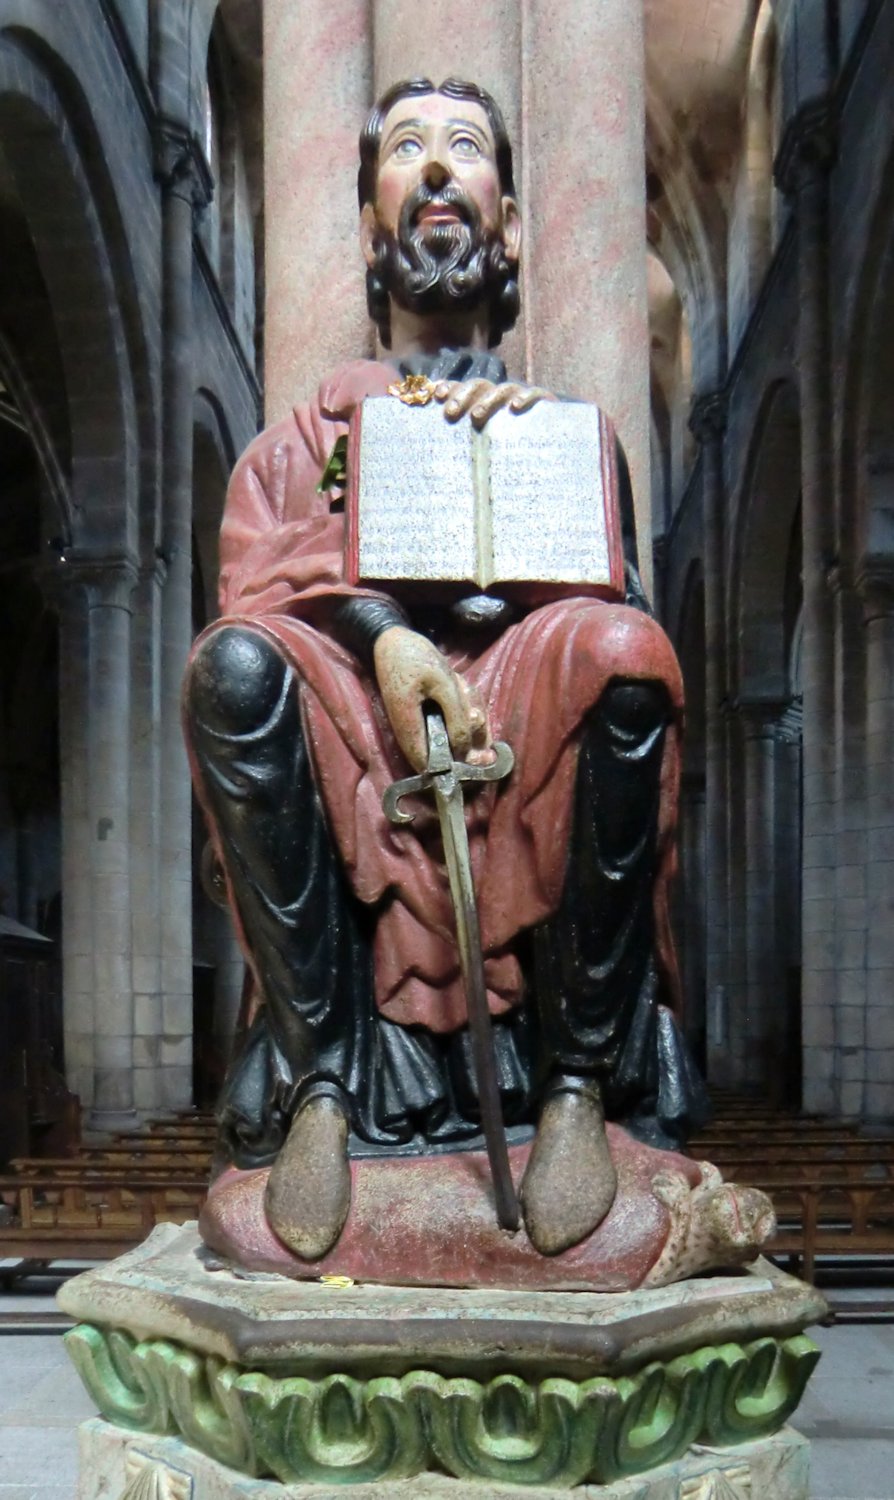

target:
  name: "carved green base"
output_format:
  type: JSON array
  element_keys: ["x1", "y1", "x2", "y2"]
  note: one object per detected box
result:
[{"x1": 65, "y1": 1323, "x2": 820, "y2": 1489}]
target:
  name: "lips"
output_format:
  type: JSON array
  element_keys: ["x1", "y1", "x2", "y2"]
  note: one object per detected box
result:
[{"x1": 415, "y1": 201, "x2": 465, "y2": 226}]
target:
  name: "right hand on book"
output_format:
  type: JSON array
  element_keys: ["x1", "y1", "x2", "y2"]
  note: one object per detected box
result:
[
  {"x1": 433, "y1": 379, "x2": 555, "y2": 431},
  {"x1": 373, "y1": 626, "x2": 490, "y2": 772}
]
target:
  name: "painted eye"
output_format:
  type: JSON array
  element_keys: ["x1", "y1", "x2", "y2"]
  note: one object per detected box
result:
[
  {"x1": 452, "y1": 135, "x2": 482, "y2": 159},
  {"x1": 393, "y1": 137, "x2": 422, "y2": 159}
]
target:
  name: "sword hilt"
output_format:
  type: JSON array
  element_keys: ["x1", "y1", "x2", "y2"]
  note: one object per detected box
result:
[{"x1": 383, "y1": 711, "x2": 514, "y2": 826}]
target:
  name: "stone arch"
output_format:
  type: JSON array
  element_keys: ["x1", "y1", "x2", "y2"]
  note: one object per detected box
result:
[
  {"x1": 729, "y1": 377, "x2": 803, "y2": 1100},
  {"x1": 648, "y1": 248, "x2": 695, "y2": 536},
  {"x1": 192, "y1": 388, "x2": 236, "y2": 628},
  {"x1": 744, "y1": 1, "x2": 782, "y2": 284},
  {"x1": 0, "y1": 29, "x2": 145, "y2": 551},
  {"x1": 674, "y1": 560, "x2": 707, "y2": 1068},
  {"x1": 842, "y1": 138, "x2": 894, "y2": 590},
  {"x1": 732, "y1": 379, "x2": 802, "y2": 703},
  {"x1": 646, "y1": 94, "x2": 724, "y2": 393}
]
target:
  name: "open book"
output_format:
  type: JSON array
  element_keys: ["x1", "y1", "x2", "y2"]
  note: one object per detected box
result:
[{"x1": 345, "y1": 397, "x2": 625, "y2": 600}]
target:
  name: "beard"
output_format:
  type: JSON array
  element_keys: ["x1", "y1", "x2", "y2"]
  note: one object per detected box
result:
[{"x1": 369, "y1": 180, "x2": 516, "y2": 328}]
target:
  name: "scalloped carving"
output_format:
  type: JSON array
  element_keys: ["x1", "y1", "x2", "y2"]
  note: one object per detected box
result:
[{"x1": 65, "y1": 1323, "x2": 820, "y2": 1487}]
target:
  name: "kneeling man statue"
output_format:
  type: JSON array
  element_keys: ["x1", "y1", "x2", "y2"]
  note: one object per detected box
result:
[{"x1": 185, "y1": 77, "x2": 766, "y2": 1287}]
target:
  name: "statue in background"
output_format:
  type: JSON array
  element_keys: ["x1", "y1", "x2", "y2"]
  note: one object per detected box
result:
[{"x1": 184, "y1": 77, "x2": 718, "y2": 1279}]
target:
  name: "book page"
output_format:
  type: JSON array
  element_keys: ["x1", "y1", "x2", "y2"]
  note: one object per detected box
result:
[
  {"x1": 355, "y1": 401, "x2": 478, "y2": 584},
  {"x1": 486, "y1": 404, "x2": 612, "y2": 585}
]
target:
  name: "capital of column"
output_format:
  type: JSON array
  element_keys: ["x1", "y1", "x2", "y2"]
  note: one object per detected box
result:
[
  {"x1": 856, "y1": 559, "x2": 894, "y2": 623},
  {"x1": 774, "y1": 97, "x2": 837, "y2": 198},
  {"x1": 41, "y1": 552, "x2": 140, "y2": 614},
  {"x1": 733, "y1": 696, "x2": 791, "y2": 741},
  {"x1": 689, "y1": 391, "x2": 728, "y2": 445},
  {"x1": 154, "y1": 118, "x2": 214, "y2": 211}
]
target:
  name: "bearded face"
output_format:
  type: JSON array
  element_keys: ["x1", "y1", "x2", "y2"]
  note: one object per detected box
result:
[
  {"x1": 365, "y1": 179, "x2": 519, "y2": 346},
  {"x1": 373, "y1": 177, "x2": 512, "y2": 314}
]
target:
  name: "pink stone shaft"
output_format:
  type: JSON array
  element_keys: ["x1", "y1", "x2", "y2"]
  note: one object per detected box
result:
[
  {"x1": 523, "y1": 0, "x2": 652, "y2": 595},
  {"x1": 263, "y1": 2, "x2": 651, "y2": 579},
  {"x1": 263, "y1": 0, "x2": 373, "y2": 421}
]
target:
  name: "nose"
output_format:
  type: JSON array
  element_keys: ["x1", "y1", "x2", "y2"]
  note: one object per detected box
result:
[{"x1": 422, "y1": 156, "x2": 449, "y2": 190}]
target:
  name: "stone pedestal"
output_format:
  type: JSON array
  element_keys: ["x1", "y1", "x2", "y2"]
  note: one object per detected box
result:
[
  {"x1": 78, "y1": 1418, "x2": 811, "y2": 1499},
  {"x1": 60, "y1": 1223, "x2": 825, "y2": 1494}
]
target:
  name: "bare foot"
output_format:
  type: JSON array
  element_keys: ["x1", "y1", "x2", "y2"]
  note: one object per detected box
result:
[
  {"x1": 265, "y1": 1092, "x2": 351, "y2": 1261},
  {"x1": 520, "y1": 1077, "x2": 618, "y2": 1255}
]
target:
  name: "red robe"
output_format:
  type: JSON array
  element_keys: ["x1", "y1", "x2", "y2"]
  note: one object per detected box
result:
[{"x1": 188, "y1": 360, "x2": 685, "y2": 1036}]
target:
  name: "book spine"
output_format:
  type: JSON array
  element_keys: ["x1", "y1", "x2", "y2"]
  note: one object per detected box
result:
[
  {"x1": 345, "y1": 408, "x2": 364, "y2": 585},
  {"x1": 472, "y1": 426, "x2": 494, "y2": 590},
  {"x1": 599, "y1": 410, "x2": 625, "y2": 597}
]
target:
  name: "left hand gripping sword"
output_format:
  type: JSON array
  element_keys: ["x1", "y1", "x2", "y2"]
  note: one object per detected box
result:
[{"x1": 383, "y1": 708, "x2": 519, "y2": 1231}]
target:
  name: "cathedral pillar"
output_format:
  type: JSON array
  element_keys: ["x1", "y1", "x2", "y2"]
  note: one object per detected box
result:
[
  {"x1": 44, "y1": 564, "x2": 92, "y2": 1112},
  {"x1": 128, "y1": 561, "x2": 163, "y2": 1116},
  {"x1": 689, "y1": 393, "x2": 731, "y2": 1085},
  {"x1": 775, "y1": 102, "x2": 838, "y2": 1114},
  {"x1": 859, "y1": 568, "x2": 894, "y2": 1122},
  {"x1": 738, "y1": 700, "x2": 791, "y2": 1099},
  {"x1": 524, "y1": 0, "x2": 651, "y2": 592},
  {"x1": 152, "y1": 129, "x2": 214, "y2": 1113},
  {"x1": 262, "y1": 0, "x2": 372, "y2": 420},
  {"x1": 49, "y1": 556, "x2": 139, "y2": 1131}
]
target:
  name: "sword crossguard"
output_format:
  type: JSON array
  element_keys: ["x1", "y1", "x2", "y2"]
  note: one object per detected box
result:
[{"x1": 383, "y1": 710, "x2": 514, "y2": 826}]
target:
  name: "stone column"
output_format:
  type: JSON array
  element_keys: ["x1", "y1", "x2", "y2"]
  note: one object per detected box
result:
[
  {"x1": 129, "y1": 561, "x2": 163, "y2": 1116},
  {"x1": 679, "y1": 772, "x2": 707, "y2": 1061},
  {"x1": 153, "y1": 129, "x2": 213, "y2": 1114},
  {"x1": 43, "y1": 563, "x2": 93, "y2": 1111},
  {"x1": 49, "y1": 557, "x2": 139, "y2": 1131},
  {"x1": 263, "y1": 0, "x2": 373, "y2": 420},
  {"x1": 689, "y1": 393, "x2": 730, "y2": 1085},
  {"x1": 524, "y1": 0, "x2": 651, "y2": 593},
  {"x1": 859, "y1": 568, "x2": 894, "y2": 1121},
  {"x1": 775, "y1": 102, "x2": 838, "y2": 1114},
  {"x1": 739, "y1": 701, "x2": 789, "y2": 1096}
]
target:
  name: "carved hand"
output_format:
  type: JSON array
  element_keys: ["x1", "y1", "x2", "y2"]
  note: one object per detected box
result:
[
  {"x1": 373, "y1": 625, "x2": 490, "y2": 772},
  {"x1": 433, "y1": 379, "x2": 555, "y2": 431}
]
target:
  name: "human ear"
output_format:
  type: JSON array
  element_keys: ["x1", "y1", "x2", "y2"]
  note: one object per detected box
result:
[
  {"x1": 359, "y1": 202, "x2": 378, "y2": 269},
  {"x1": 501, "y1": 196, "x2": 521, "y2": 263}
]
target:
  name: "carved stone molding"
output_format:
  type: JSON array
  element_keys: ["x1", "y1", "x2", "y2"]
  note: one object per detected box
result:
[
  {"x1": 856, "y1": 559, "x2": 894, "y2": 623},
  {"x1": 774, "y1": 97, "x2": 837, "y2": 197},
  {"x1": 734, "y1": 697, "x2": 792, "y2": 741},
  {"x1": 121, "y1": 1451, "x2": 192, "y2": 1500},
  {"x1": 37, "y1": 552, "x2": 139, "y2": 615},
  {"x1": 153, "y1": 119, "x2": 214, "y2": 210},
  {"x1": 65, "y1": 1321, "x2": 821, "y2": 1490},
  {"x1": 689, "y1": 391, "x2": 728, "y2": 445}
]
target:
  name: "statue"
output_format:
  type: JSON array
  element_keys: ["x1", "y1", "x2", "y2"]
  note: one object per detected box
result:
[
  {"x1": 57, "y1": 77, "x2": 822, "y2": 1500},
  {"x1": 184, "y1": 76, "x2": 714, "y2": 1276}
]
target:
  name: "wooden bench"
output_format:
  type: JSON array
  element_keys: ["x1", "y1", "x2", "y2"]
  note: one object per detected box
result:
[
  {"x1": 696, "y1": 1141, "x2": 894, "y2": 1175},
  {"x1": 760, "y1": 1174, "x2": 894, "y2": 1282},
  {"x1": 8, "y1": 1156, "x2": 210, "y2": 1182},
  {"x1": 12, "y1": 1140, "x2": 212, "y2": 1167},
  {"x1": 0, "y1": 1172, "x2": 207, "y2": 1263}
]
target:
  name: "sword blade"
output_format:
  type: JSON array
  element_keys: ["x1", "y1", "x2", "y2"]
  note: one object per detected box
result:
[{"x1": 432, "y1": 755, "x2": 520, "y2": 1232}]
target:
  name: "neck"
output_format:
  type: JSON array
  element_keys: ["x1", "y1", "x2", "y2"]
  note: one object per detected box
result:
[{"x1": 387, "y1": 298, "x2": 491, "y2": 358}]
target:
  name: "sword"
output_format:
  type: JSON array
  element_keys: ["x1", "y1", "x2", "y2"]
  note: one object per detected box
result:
[{"x1": 383, "y1": 708, "x2": 519, "y2": 1231}]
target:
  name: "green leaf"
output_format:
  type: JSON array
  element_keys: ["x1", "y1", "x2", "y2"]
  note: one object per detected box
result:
[{"x1": 317, "y1": 434, "x2": 348, "y2": 495}]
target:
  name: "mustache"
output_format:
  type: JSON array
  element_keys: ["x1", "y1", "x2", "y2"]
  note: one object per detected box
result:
[
  {"x1": 400, "y1": 179, "x2": 481, "y2": 235},
  {"x1": 377, "y1": 178, "x2": 491, "y2": 308}
]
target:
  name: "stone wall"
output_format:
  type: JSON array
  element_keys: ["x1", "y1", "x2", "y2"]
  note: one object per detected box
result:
[{"x1": 0, "y1": 0, "x2": 260, "y2": 1123}]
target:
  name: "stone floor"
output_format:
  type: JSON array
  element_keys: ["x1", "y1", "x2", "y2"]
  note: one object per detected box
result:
[{"x1": 0, "y1": 1273, "x2": 891, "y2": 1499}]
